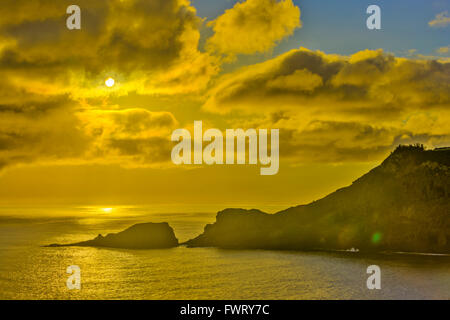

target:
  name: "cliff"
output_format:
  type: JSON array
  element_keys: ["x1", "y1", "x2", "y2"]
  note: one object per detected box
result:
[
  {"x1": 186, "y1": 146, "x2": 450, "y2": 253},
  {"x1": 48, "y1": 222, "x2": 178, "y2": 249}
]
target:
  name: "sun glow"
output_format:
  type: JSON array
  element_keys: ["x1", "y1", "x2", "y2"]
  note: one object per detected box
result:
[
  {"x1": 105, "y1": 77, "x2": 115, "y2": 87},
  {"x1": 102, "y1": 208, "x2": 113, "y2": 213}
]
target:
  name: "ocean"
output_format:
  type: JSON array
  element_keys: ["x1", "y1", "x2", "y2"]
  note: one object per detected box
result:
[{"x1": 0, "y1": 206, "x2": 448, "y2": 300}]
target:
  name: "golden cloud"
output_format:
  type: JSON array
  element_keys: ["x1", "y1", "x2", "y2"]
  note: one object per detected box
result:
[
  {"x1": 0, "y1": 96, "x2": 90, "y2": 169},
  {"x1": 0, "y1": 0, "x2": 218, "y2": 97},
  {"x1": 0, "y1": 0, "x2": 214, "y2": 169},
  {"x1": 0, "y1": 1, "x2": 448, "y2": 169},
  {"x1": 204, "y1": 48, "x2": 450, "y2": 162},
  {"x1": 78, "y1": 108, "x2": 178, "y2": 166},
  {"x1": 206, "y1": 0, "x2": 301, "y2": 58},
  {"x1": 437, "y1": 45, "x2": 450, "y2": 55},
  {"x1": 204, "y1": 48, "x2": 450, "y2": 115},
  {"x1": 429, "y1": 11, "x2": 450, "y2": 28},
  {"x1": 0, "y1": 104, "x2": 179, "y2": 170}
]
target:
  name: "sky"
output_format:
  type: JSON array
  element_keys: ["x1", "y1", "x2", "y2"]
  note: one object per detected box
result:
[{"x1": 0, "y1": 0, "x2": 448, "y2": 212}]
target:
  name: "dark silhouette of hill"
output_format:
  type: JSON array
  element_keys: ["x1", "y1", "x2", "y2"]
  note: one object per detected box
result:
[
  {"x1": 186, "y1": 145, "x2": 449, "y2": 253},
  {"x1": 47, "y1": 222, "x2": 178, "y2": 249}
]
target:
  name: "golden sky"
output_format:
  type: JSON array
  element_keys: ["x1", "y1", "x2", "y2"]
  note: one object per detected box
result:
[{"x1": 0, "y1": 0, "x2": 448, "y2": 210}]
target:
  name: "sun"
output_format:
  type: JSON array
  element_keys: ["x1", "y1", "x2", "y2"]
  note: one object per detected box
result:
[
  {"x1": 105, "y1": 77, "x2": 115, "y2": 87},
  {"x1": 101, "y1": 208, "x2": 113, "y2": 213}
]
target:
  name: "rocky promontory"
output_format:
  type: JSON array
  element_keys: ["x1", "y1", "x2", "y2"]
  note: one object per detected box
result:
[{"x1": 186, "y1": 146, "x2": 450, "y2": 253}]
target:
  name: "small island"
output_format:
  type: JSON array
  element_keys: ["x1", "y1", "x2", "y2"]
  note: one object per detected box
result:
[{"x1": 47, "y1": 222, "x2": 178, "y2": 249}]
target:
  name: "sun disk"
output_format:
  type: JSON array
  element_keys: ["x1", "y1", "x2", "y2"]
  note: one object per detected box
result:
[{"x1": 105, "y1": 78, "x2": 115, "y2": 87}]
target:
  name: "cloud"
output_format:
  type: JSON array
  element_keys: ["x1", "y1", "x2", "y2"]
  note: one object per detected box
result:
[
  {"x1": 0, "y1": 0, "x2": 218, "y2": 97},
  {"x1": 429, "y1": 11, "x2": 450, "y2": 28},
  {"x1": 0, "y1": 2, "x2": 448, "y2": 169},
  {"x1": 206, "y1": 0, "x2": 301, "y2": 58},
  {"x1": 203, "y1": 48, "x2": 450, "y2": 162},
  {"x1": 278, "y1": 120, "x2": 448, "y2": 163},
  {"x1": 0, "y1": 96, "x2": 90, "y2": 169},
  {"x1": 437, "y1": 45, "x2": 450, "y2": 55},
  {"x1": 204, "y1": 48, "x2": 450, "y2": 115},
  {"x1": 0, "y1": 0, "x2": 214, "y2": 170},
  {"x1": 76, "y1": 108, "x2": 179, "y2": 166},
  {"x1": 266, "y1": 69, "x2": 323, "y2": 91},
  {"x1": 0, "y1": 104, "x2": 179, "y2": 170},
  {"x1": 82, "y1": 109, "x2": 177, "y2": 137}
]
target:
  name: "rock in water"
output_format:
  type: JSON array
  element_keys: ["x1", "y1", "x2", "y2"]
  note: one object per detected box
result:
[{"x1": 48, "y1": 222, "x2": 178, "y2": 249}]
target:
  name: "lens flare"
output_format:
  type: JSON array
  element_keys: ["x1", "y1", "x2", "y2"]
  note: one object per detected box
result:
[{"x1": 371, "y1": 232, "x2": 382, "y2": 244}]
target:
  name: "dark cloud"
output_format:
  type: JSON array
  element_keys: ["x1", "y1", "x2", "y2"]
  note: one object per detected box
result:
[
  {"x1": 0, "y1": 0, "x2": 217, "y2": 95},
  {"x1": 206, "y1": 48, "x2": 450, "y2": 163},
  {"x1": 204, "y1": 48, "x2": 450, "y2": 114},
  {"x1": 0, "y1": 0, "x2": 209, "y2": 170},
  {"x1": 0, "y1": 2, "x2": 448, "y2": 169},
  {"x1": 108, "y1": 137, "x2": 173, "y2": 164},
  {"x1": 0, "y1": 102, "x2": 91, "y2": 169},
  {"x1": 278, "y1": 121, "x2": 449, "y2": 163}
]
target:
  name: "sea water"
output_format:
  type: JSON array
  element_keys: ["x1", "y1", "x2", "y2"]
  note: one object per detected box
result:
[{"x1": 0, "y1": 206, "x2": 448, "y2": 300}]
